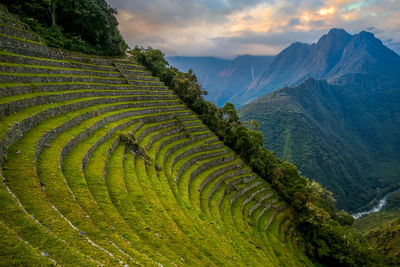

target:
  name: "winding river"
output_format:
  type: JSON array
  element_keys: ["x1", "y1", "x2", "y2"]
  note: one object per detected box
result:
[{"x1": 352, "y1": 195, "x2": 389, "y2": 219}]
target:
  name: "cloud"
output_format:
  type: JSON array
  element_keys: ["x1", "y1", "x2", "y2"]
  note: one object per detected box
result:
[
  {"x1": 109, "y1": 0, "x2": 400, "y2": 56},
  {"x1": 289, "y1": 18, "x2": 302, "y2": 26}
]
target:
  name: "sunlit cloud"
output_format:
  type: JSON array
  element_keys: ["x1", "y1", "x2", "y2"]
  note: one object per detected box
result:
[
  {"x1": 108, "y1": 0, "x2": 400, "y2": 57},
  {"x1": 319, "y1": 7, "x2": 336, "y2": 15}
]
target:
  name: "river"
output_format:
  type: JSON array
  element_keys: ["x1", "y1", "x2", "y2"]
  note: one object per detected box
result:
[{"x1": 352, "y1": 195, "x2": 389, "y2": 219}]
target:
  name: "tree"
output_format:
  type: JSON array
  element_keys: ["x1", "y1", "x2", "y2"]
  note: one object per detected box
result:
[
  {"x1": 42, "y1": 0, "x2": 57, "y2": 27},
  {"x1": 2, "y1": 0, "x2": 127, "y2": 55}
]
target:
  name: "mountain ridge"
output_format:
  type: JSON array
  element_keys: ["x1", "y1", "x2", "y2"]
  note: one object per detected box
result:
[{"x1": 232, "y1": 28, "x2": 400, "y2": 106}]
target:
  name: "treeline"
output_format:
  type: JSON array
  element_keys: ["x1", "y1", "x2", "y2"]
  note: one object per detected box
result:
[
  {"x1": 131, "y1": 46, "x2": 384, "y2": 266},
  {"x1": 2, "y1": 0, "x2": 127, "y2": 56}
]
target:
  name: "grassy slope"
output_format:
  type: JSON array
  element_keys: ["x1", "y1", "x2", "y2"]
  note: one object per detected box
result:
[{"x1": 0, "y1": 5, "x2": 313, "y2": 266}]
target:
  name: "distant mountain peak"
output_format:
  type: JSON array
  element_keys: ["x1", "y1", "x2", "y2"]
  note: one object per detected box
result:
[
  {"x1": 328, "y1": 28, "x2": 349, "y2": 35},
  {"x1": 324, "y1": 28, "x2": 351, "y2": 40},
  {"x1": 317, "y1": 28, "x2": 352, "y2": 47},
  {"x1": 229, "y1": 28, "x2": 400, "y2": 106},
  {"x1": 357, "y1": 30, "x2": 376, "y2": 39},
  {"x1": 287, "y1": 41, "x2": 309, "y2": 49}
]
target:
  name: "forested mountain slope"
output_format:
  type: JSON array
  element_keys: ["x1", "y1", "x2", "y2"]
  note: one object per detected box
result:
[{"x1": 239, "y1": 75, "x2": 400, "y2": 211}]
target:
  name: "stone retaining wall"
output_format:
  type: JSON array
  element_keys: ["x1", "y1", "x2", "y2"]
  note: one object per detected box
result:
[
  {"x1": 187, "y1": 154, "x2": 236, "y2": 189},
  {"x1": 241, "y1": 187, "x2": 269, "y2": 212},
  {"x1": 175, "y1": 150, "x2": 231, "y2": 183},
  {"x1": 171, "y1": 142, "x2": 224, "y2": 172},
  {"x1": 198, "y1": 163, "x2": 239, "y2": 195},
  {"x1": 208, "y1": 171, "x2": 252, "y2": 201},
  {"x1": 161, "y1": 133, "x2": 216, "y2": 166},
  {"x1": 0, "y1": 16, "x2": 29, "y2": 30},
  {"x1": 230, "y1": 181, "x2": 264, "y2": 206},
  {"x1": 0, "y1": 24, "x2": 41, "y2": 42}
]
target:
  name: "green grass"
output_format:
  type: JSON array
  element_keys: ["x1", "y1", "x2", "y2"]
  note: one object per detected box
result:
[
  {"x1": 189, "y1": 159, "x2": 241, "y2": 211},
  {"x1": 0, "y1": 81, "x2": 169, "y2": 92},
  {"x1": 0, "y1": 90, "x2": 177, "y2": 105},
  {"x1": 2, "y1": 105, "x2": 128, "y2": 265},
  {"x1": 0, "y1": 10, "x2": 310, "y2": 264},
  {"x1": 152, "y1": 126, "x2": 275, "y2": 265},
  {"x1": 199, "y1": 169, "x2": 244, "y2": 216},
  {"x1": 0, "y1": 96, "x2": 184, "y2": 141},
  {"x1": 0, "y1": 216, "x2": 61, "y2": 266},
  {"x1": 0, "y1": 62, "x2": 120, "y2": 74}
]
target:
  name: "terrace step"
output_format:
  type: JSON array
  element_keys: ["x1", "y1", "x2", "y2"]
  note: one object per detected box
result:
[
  {"x1": 0, "y1": 83, "x2": 170, "y2": 97},
  {"x1": 0, "y1": 72, "x2": 164, "y2": 86},
  {"x1": 0, "y1": 6, "x2": 20, "y2": 21},
  {"x1": 0, "y1": 92, "x2": 178, "y2": 116},
  {"x1": 0, "y1": 24, "x2": 41, "y2": 43},
  {"x1": 0, "y1": 218, "x2": 56, "y2": 266},
  {"x1": 0, "y1": 15, "x2": 29, "y2": 31},
  {"x1": 0, "y1": 51, "x2": 118, "y2": 72}
]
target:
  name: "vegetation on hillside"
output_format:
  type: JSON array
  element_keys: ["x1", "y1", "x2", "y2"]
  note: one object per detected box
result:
[
  {"x1": 1, "y1": 0, "x2": 127, "y2": 55},
  {"x1": 365, "y1": 217, "x2": 400, "y2": 265},
  {"x1": 238, "y1": 77, "x2": 400, "y2": 212},
  {"x1": 353, "y1": 192, "x2": 400, "y2": 265},
  {"x1": 131, "y1": 46, "x2": 384, "y2": 266}
]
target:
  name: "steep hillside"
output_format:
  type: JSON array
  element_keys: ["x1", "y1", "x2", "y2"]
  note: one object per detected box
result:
[
  {"x1": 239, "y1": 77, "x2": 400, "y2": 211},
  {"x1": 354, "y1": 214, "x2": 400, "y2": 266},
  {"x1": 167, "y1": 55, "x2": 274, "y2": 106},
  {"x1": 353, "y1": 191, "x2": 400, "y2": 265},
  {"x1": 366, "y1": 217, "x2": 400, "y2": 266},
  {"x1": 0, "y1": 5, "x2": 311, "y2": 266}
]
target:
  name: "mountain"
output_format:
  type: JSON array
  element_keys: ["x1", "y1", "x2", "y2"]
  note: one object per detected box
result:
[
  {"x1": 231, "y1": 28, "x2": 400, "y2": 106},
  {"x1": 167, "y1": 55, "x2": 274, "y2": 106},
  {"x1": 239, "y1": 29, "x2": 400, "y2": 210},
  {"x1": 239, "y1": 70, "x2": 400, "y2": 210},
  {"x1": 166, "y1": 56, "x2": 231, "y2": 83}
]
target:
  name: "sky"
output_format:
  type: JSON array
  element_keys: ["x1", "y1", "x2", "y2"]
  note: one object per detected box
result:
[{"x1": 108, "y1": 0, "x2": 400, "y2": 58}]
